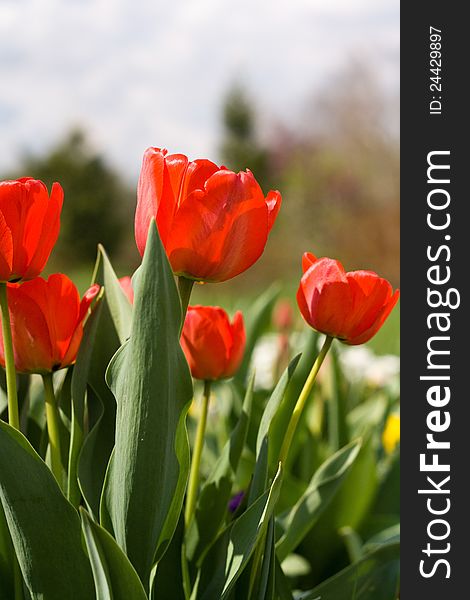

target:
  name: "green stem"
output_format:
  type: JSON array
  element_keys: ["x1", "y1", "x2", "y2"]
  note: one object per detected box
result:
[
  {"x1": 42, "y1": 373, "x2": 62, "y2": 484},
  {"x1": 0, "y1": 282, "x2": 19, "y2": 430},
  {"x1": 279, "y1": 335, "x2": 333, "y2": 464},
  {"x1": 185, "y1": 380, "x2": 211, "y2": 526},
  {"x1": 177, "y1": 276, "x2": 194, "y2": 325}
]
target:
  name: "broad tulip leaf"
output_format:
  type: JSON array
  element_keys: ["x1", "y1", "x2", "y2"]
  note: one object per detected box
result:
[
  {"x1": 94, "y1": 244, "x2": 133, "y2": 344},
  {"x1": 102, "y1": 221, "x2": 193, "y2": 588},
  {"x1": 78, "y1": 248, "x2": 130, "y2": 518},
  {"x1": 195, "y1": 465, "x2": 282, "y2": 600},
  {"x1": 68, "y1": 294, "x2": 104, "y2": 506},
  {"x1": 276, "y1": 439, "x2": 362, "y2": 561},
  {"x1": 297, "y1": 541, "x2": 400, "y2": 600},
  {"x1": 0, "y1": 421, "x2": 94, "y2": 600},
  {"x1": 80, "y1": 508, "x2": 147, "y2": 600},
  {"x1": 186, "y1": 373, "x2": 254, "y2": 564},
  {"x1": 0, "y1": 505, "x2": 17, "y2": 600},
  {"x1": 151, "y1": 513, "x2": 186, "y2": 600}
]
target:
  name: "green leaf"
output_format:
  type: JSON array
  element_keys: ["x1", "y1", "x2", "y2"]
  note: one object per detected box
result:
[
  {"x1": 102, "y1": 221, "x2": 193, "y2": 588},
  {"x1": 78, "y1": 247, "x2": 130, "y2": 518},
  {"x1": 253, "y1": 517, "x2": 275, "y2": 600},
  {"x1": 297, "y1": 541, "x2": 400, "y2": 600},
  {"x1": 276, "y1": 439, "x2": 362, "y2": 561},
  {"x1": 0, "y1": 421, "x2": 94, "y2": 600},
  {"x1": 80, "y1": 508, "x2": 147, "y2": 600},
  {"x1": 68, "y1": 294, "x2": 104, "y2": 506},
  {"x1": 363, "y1": 525, "x2": 400, "y2": 553},
  {"x1": 0, "y1": 504, "x2": 16, "y2": 600},
  {"x1": 255, "y1": 354, "x2": 301, "y2": 471},
  {"x1": 268, "y1": 330, "x2": 319, "y2": 466},
  {"x1": 186, "y1": 374, "x2": 254, "y2": 564},
  {"x1": 274, "y1": 557, "x2": 294, "y2": 600},
  {"x1": 151, "y1": 512, "x2": 186, "y2": 600},
  {"x1": 94, "y1": 244, "x2": 133, "y2": 345},
  {"x1": 195, "y1": 465, "x2": 283, "y2": 600},
  {"x1": 300, "y1": 435, "x2": 378, "y2": 582}
]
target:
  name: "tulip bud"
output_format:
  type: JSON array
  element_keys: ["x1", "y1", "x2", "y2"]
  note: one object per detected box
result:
[{"x1": 180, "y1": 305, "x2": 246, "y2": 380}]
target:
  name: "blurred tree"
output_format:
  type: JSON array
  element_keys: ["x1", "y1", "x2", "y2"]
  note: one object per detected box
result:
[
  {"x1": 272, "y1": 62, "x2": 400, "y2": 286},
  {"x1": 7, "y1": 128, "x2": 133, "y2": 268},
  {"x1": 220, "y1": 84, "x2": 270, "y2": 187},
  {"x1": 216, "y1": 64, "x2": 399, "y2": 294}
]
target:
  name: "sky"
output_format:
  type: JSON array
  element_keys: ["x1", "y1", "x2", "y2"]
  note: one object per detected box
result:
[{"x1": 0, "y1": 0, "x2": 399, "y2": 180}]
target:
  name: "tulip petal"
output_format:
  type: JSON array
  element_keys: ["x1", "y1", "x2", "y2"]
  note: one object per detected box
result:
[
  {"x1": 309, "y1": 281, "x2": 354, "y2": 338},
  {"x1": 225, "y1": 311, "x2": 246, "y2": 377},
  {"x1": 266, "y1": 190, "x2": 282, "y2": 231},
  {"x1": 0, "y1": 210, "x2": 13, "y2": 281},
  {"x1": 301, "y1": 252, "x2": 318, "y2": 273},
  {"x1": 181, "y1": 159, "x2": 219, "y2": 199},
  {"x1": 118, "y1": 276, "x2": 134, "y2": 304},
  {"x1": 181, "y1": 307, "x2": 229, "y2": 379},
  {"x1": 3, "y1": 286, "x2": 53, "y2": 373},
  {"x1": 299, "y1": 257, "x2": 347, "y2": 312},
  {"x1": 60, "y1": 323, "x2": 85, "y2": 370},
  {"x1": 136, "y1": 148, "x2": 188, "y2": 253},
  {"x1": 24, "y1": 182, "x2": 64, "y2": 280},
  {"x1": 345, "y1": 272, "x2": 394, "y2": 341},
  {"x1": 297, "y1": 258, "x2": 352, "y2": 338},
  {"x1": 346, "y1": 289, "x2": 400, "y2": 345},
  {"x1": 168, "y1": 170, "x2": 268, "y2": 281}
]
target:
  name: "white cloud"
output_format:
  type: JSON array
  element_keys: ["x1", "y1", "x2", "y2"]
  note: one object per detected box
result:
[{"x1": 0, "y1": 0, "x2": 399, "y2": 179}]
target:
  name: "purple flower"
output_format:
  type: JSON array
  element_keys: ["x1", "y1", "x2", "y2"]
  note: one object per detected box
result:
[{"x1": 228, "y1": 491, "x2": 245, "y2": 513}]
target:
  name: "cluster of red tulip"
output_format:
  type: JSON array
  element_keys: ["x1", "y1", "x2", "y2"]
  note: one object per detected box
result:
[{"x1": 0, "y1": 147, "x2": 398, "y2": 488}]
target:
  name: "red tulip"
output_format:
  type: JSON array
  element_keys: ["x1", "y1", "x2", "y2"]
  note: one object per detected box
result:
[
  {"x1": 0, "y1": 274, "x2": 99, "y2": 374},
  {"x1": 297, "y1": 253, "x2": 399, "y2": 345},
  {"x1": 135, "y1": 147, "x2": 281, "y2": 282},
  {"x1": 180, "y1": 305, "x2": 246, "y2": 380},
  {"x1": 119, "y1": 276, "x2": 134, "y2": 303},
  {"x1": 0, "y1": 178, "x2": 63, "y2": 282}
]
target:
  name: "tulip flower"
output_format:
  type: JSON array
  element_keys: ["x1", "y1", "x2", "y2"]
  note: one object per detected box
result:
[
  {"x1": 297, "y1": 253, "x2": 400, "y2": 346},
  {"x1": 0, "y1": 178, "x2": 63, "y2": 283},
  {"x1": 0, "y1": 274, "x2": 100, "y2": 374},
  {"x1": 280, "y1": 253, "x2": 399, "y2": 465},
  {"x1": 180, "y1": 305, "x2": 246, "y2": 381},
  {"x1": 135, "y1": 147, "x2": 281, "y2": 284},
  {"x1": 181, "y1": 305, "x2": 246, "y2": 526}
]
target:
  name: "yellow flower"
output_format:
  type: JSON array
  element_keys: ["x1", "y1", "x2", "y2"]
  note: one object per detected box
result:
[{"x1": 382, "y1": 414, "x2": 400, "y2": 454}]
